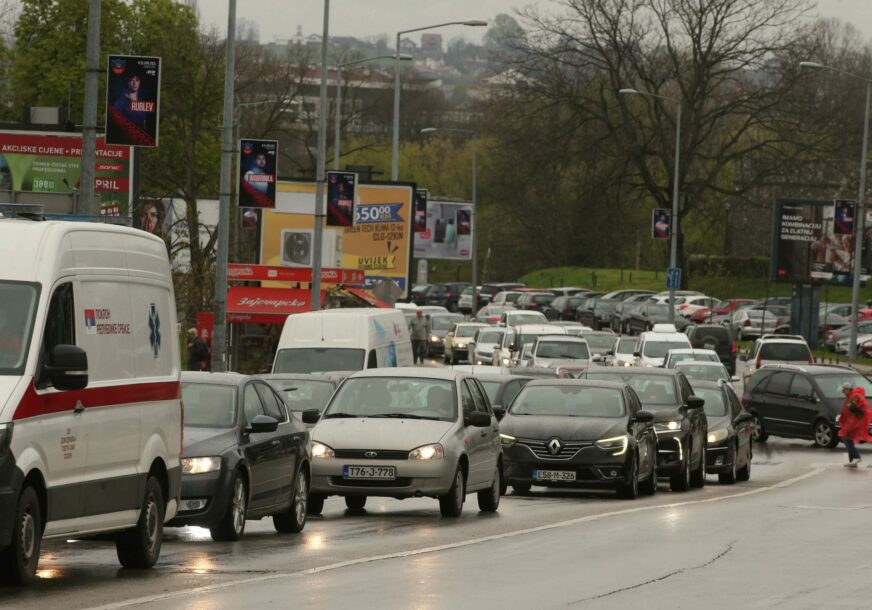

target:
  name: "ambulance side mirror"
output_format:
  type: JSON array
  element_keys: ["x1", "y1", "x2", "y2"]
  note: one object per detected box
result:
[{"x1": 44, "y1": 345, "x2": 89, "y2": 391}]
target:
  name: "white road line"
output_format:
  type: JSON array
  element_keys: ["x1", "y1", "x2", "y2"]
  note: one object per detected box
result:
[{"x1": 84, "y1": 467, "x2": 824, "y2": 610}]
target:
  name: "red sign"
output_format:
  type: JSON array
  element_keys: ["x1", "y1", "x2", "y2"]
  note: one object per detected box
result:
[
  {"x1": 226, "y1": 287, "x2": 326, "y2": 323},
  {"x1": 227, "y1": 264, "x2": 365, "y2": 285}
]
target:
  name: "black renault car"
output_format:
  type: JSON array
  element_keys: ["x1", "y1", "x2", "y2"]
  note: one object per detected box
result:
[
  {"x1": 582, "y1": 368, "x2": 707, "y2": 492},
  {"x1": 691, "y1": 380, "x2": 753, "y2": 484},
  {"x1": 498, "y1": 380, "x2": 658, "y2": 499},
  {"x1": 169, "y1": 372, "x2": 318, "y2": 541}
]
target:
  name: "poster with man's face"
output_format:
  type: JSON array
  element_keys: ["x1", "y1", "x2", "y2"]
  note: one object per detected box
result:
[
  {"x1": 326, "y1": 171, "x2": 357, "y2": 227},
  {"x1": 651, "y1": 208, "x2": 671, "y2": 239},
  {"x1": 105, "y1": 55, "x2": 161, "y2": 147},
  {"x1": 239, "y1": 139, "x2": 278, "y2": 208}
]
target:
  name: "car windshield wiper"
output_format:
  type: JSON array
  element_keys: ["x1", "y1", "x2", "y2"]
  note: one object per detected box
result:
[
  {"x1": 323, "y1": 412, "x2": 358, "y2": 419},
  {"x1": 369, "y1": 413, "x2": 437, "y2": 420}
]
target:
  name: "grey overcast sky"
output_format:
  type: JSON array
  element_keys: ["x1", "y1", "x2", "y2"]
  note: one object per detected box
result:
[{"x1": 194, "y1": 0, "x2": 872, "y2": 44}]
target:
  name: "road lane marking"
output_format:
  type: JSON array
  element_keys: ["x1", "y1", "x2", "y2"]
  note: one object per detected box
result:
[{"x1": 83, "y1": 467, "x2": 824, "y2": 610}]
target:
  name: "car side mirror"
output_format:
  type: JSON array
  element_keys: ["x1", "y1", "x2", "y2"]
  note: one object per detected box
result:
[
  {"x1": 607, "y1": 349, "x2": 615, "y2": 356},
  {"x1": 247, "y1": 414, "x2": 279, "y2": 433},
  {"x1": 731, "y1": 377, "x2": 740, "y2": 383},
  {"x1": 734, "y1": 412, "x2": 754, "y2": 425},
  {"x1": 301, "y1": 409, "x2": 321, "y2": 425},
  {"x1": 633, "y1": 351, "x2": 642, "y2": 358},
  {"x1": 465, "y1": 411, "x2": 491, "y2": 427},
  {"x1": 43, "y1": 344, "x2": 88, "y2": 391},
  {"x1": 686, "y1": 395, "x2": 705, "y2": 409},
  {"x1": 635, "y1": 410, "x2": 655, "y2": 423},
  {"x1": 492, "y1": 405, "x2": 505, "y2": 420},
  {"x1": 591, "y1": 354, "x2": 604, "y2": 363}
]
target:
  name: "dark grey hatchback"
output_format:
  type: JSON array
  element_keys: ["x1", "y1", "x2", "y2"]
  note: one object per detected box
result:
[{"x1": 168, "y1": 372, "x2": 318, "y2": 541}]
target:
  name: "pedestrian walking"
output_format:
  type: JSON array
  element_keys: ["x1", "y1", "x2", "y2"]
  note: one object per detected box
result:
[
  {"x1": 838, "y1": 382, "x2": 872, "y2": 467},
  {"x1": 410, "y1": 310, "x2": 430, "y2": 365},
  {"x1": 187, "y1": 328, "x2": 210, "y2": 372}
]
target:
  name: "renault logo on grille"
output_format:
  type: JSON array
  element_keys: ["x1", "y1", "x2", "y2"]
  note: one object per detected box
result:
[
  {"x1": 547, "y1": 438, "x2": 563, "y2": 455},
  {"x1": 365, "y1": 451, "x2": 378, "y2": 458}
]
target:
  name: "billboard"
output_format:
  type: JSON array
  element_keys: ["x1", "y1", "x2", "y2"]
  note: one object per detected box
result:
[
  {"x1": 326, "y1": 171, "x2": 356, "y2": 227},
  {"x1": 412, "y1": 200, "x2": 473, "y2": 261},
  {"x1": 106, "y1": 55, "x2": 161, "y2": 147},
  {"x1": 771, "y1": 198, "x2": 863, "y2": 285},
  {"x1": 0, "y1": 131, "x2": 133, "y2": 215},
  {"x1": 239, "y1": 139, "x2": 278, "y2": 208},
  {"x1": 651, "y1": 208, "x2": 671, "y2": 239},
  {"x1": 260, "y1": 180, "x2": 414, "y2": 295},
  {"x1": 414, "y1": 188, "x2": 428, "y2": 232},
  {"x1": 834, "y1": 199, "x2": 855, "y2": 235}
]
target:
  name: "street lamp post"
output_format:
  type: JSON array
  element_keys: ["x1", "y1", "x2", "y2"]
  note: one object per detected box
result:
[
  {"x1": 391, "y1": 20, "x2": 487, "y2": 181},
  {"x1": 335, "y1": 55, "x2": 410, "y2": 170},
  {"x1": 800, "y1": 61, "x2": 872, "y2": 360},
  {"x1": 421, "y1": 127, "x2": 478, "y2": 308},
  {"x1": 619, "y1": 88, "x2": 682, "y2": 324},
  {"x1": 311, "y1": 0, "x2": 330, "y2": 312}
]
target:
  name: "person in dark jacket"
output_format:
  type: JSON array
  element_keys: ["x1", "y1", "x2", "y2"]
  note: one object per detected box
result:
[{"x1": 187, "y1": 328, "x2": 209, "y2": 371}]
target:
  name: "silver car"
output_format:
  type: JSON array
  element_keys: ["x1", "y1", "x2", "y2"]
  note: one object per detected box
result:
[{"x1": 308, "y1": 369, "x2": 502, "y2": 518}]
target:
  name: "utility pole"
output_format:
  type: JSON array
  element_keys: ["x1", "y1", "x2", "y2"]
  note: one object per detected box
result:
[
  {"x1": 80, "y1": 0, "x2": 101, "y2": 215},
  {"x1": 311, "y1": 0, "x2": 330, "y2": 311}
]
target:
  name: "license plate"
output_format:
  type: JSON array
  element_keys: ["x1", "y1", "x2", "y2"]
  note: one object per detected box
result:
[
  {"x1": 533, "y1": 469, "x2": 576, "y2": 481},
  {"x1": 342, "y1": 465, "x2": 396, "y2": 480}
]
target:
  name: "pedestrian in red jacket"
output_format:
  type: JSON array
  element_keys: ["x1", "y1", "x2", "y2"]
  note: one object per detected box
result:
[{"x1": 838, "y1": 383, "x2": 872, "y2": 467}]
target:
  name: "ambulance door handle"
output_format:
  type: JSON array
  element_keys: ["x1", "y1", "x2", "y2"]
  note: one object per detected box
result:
[{"x1": 73, "y1": 401, "x2": 85, "y2": 414}]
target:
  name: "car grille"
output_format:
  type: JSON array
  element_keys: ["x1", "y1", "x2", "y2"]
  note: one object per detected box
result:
[
  {"x1": 330, "y1": 477, "x2": 412, "y2": 488},
  {"x1": 517, "y1": 438, "x2": 593, "y2": 459},
  {"x1": 333, "y1": 449, "x2": 409, "y2": 460}
]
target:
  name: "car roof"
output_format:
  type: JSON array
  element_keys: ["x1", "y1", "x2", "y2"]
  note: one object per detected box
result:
[
  {"x1": 585, "y1": 366, "x2": 680, "y2": 378},
  {"x1": 524, "y1": 379, "x2": 628, "y2": 390},
  {"x1": 347, "y1": 368, "x2": 465, "y2": 380},
  {"x1": 535, "y1": 335, "x2": 588, "y2": 342},
  {"x1": 640, "y1": 332, "x2": 689, "y2": 341},
  {"x1": 469, "y1": 374, "x2": 532, "y2": 383},
  {"x1": 756, "y1": 363, "x2": 858, "y2": 375},
  {"x1": 668, "y1": 348, "x2": 716, "y2": 355},
  {"x1": 181, "y1": 371, "x2": 249, "y2": 386},
  {"x1": 454, "y1": 322, "x2": 487, "y2": 327},
  {"x1": 514, "y1": 324, "x2": 567, "y2": 333},
  {"x1": 258, "y1": 373, "x2": 346, "y2": 383}
]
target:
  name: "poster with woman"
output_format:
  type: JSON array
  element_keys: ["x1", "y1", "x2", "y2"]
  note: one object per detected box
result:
[
  {"x1": 239, "y1": 140, "x2": 278, "y2": 208},
  {"x1": 106, "y1": 55, "x2": 161, "y2": 147}
]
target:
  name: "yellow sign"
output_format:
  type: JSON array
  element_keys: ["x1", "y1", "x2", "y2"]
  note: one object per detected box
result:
[{"x1": 260, "y1": 180, "x2": 413, "y2": 296}]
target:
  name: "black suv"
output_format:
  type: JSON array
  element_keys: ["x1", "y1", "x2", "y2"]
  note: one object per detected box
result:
[
  {"x1": 686, "y1": 325, "x2": 736, "y2": 375},
  {"x1": 582, "y1": 368, "x2": 708, "y2": 492},
  {"x1": 742, "y1": 364, "x2": 872, "y2": 448}
]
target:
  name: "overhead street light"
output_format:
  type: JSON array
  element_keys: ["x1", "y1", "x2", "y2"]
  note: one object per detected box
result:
[
  {"x1": 620, "y1": 87, "x2": 683, "y2": 324},
  {"x1": 800, "y1": 61, "x2": 872, "y2": 359},
  {"x1": 391, "y1": 20, "x2": 487, "y2": 180},
  {"x1": 421, "y1": 127, "x2": 479, "y2": 308},
  {"x1": 335, "y1": 54, "x2": 411, "y2": 170}
]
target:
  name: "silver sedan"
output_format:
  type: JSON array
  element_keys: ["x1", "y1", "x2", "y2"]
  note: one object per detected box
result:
[{"x1": 308, "y1": 368, "x2": 502, "y2": 518}]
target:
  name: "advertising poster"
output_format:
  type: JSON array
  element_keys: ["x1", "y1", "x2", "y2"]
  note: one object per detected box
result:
[
  {"x1": 260, "y1": 180, "x2": 414, "y2": 295},
  {"x1": 239, "y1": 139, "x2": 278, "y2": 208},
  {"x1": 834, "y1": 199, "x2": 856, "y2": 235},
  {"x1": 326, "y1": 171, "x2": 357, "y2": 227},
  {"x1": 772, "y1": 198, "x2": 858, "y2": 284},
  {"x1": 414, "y1": 188, "x2": 428, "y2": 232},
  {"x1": 106, "y1": 55, "x2": 161, "y2": 147},
  {"x1": 0, "y1": 131, "x2": 133, "y2": 215},
  {"x1": 134, "y1": 198, "x2": 173, "y2": 237},
  {"x1": 651, "y1": 208, "x2": 671, "y2": 239},
  {"x1": 241, "y1": 208, "x2": 260, "y2": 229},
  {"x1": 412, "y1": 200, "x2": 473, "y2": 261}
]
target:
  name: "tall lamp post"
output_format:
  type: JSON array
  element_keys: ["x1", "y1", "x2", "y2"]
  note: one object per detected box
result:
[
  {"x1": 310, "y1": 0, "x2": 330, "y2": 312},
  {"x1": 335, "y1": 54, "x2": 411, "y2": 170},
  {"x1": 619, "y1": 88, "x2": 683, "y2": 324},
  {"x1": 800, "y1": 62, "x2": 872, "y2": 360},
  {"x1": 391, "y1": 20, "x2": 487, "y2": 180},
  {"x1": 421, "y1": 127, "x2": 478, "y2": 307}
]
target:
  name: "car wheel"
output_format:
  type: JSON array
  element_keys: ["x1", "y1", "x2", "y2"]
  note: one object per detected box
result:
[
  {"x1": 511, "y1": 484, "x2": 531, "y2": 495},
  {"x1": 751, "y1": 415, "x2": 768, "y2": 442},
  {"x1": 274, "y1": 467, "x2": 308, "y2": 533},
  {"x1": 618, "y1": 455, "x2": 639, "y2": 499},
  {"x1": 117, "y1": 476, "x2": 164, "y2": 568},
  {"x1": 670, "y1": 444, "x2": 691, "y2": 492},
  {"x1": 0, "y1": 486, "x2": 42, "y2": 585},
  {"x1": 210, "y1": 473, "x2": 247, "y2": 541},
  {"x1": 718, "y1": 445, "x2": 738, "y2": 485},
  {"x1": 477, "y1": 463, "x2": 501, "y2": 512},
  {"x1": 307, "y1": 494, "x2": 326, "y2": 516},
  {"x1": 736, "y1": 450, "x2": 751, "y2": 482},
  {"x1": 439, "y1": 466, "x2": 466, "y2": 518},
  {"x1": 690, "y1": 445, "x2": 706, "y2": 488},
  {"x1": 813, "y1": 419, "x2": 839, "y2": 449},
  {"x1": 639, "y1": 459, "x2": 658, "y2": 496},
  {"x1": 345, "y1": 496, "x2": 367, "y2": 511}
]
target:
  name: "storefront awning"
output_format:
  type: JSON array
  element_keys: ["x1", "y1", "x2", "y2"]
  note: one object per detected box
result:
[{"x1": 226, "y1": 287, "x2": 326, "y2": 323}]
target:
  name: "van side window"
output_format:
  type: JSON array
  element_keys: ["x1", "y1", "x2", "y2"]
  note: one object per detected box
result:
[
  {"x1": 367, "y1": 350, "x2": 378, "y2": 369},
  {"x1": 44, "y1": 283, "x2": 75, "y2": 352}
]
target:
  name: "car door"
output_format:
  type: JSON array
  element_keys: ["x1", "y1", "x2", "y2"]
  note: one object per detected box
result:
[
  {"x1": 785, "y1": 373, "x2": 822, "y2": 434},
  {"x1": 678, "y1": 374, "x2": 706, "y2": 468},
  {"x1": 725, "y1": 385, "x2": 751, "y2": 467},
  {"x1": 756, "y1": 371, "x2": 796, "y2": 436},
  {"x1": 241, "y1": 383, "x2": 282, "y2": 510},
  {"x1": 626, "y1": 388, "x2": 654, "y2": 477},
  {"x1": 469, "y1": 379, "x2": 500, "y2": 480},
  {"x1": 460, "y1": 379, "x2": 489, "y2": 488},
  {"x1": 254, "y1": 382, "x2": 299, "y2": 507}
]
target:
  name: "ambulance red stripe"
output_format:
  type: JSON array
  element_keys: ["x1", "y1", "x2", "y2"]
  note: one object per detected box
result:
[{"x1": 12, "y1": 380, "x2": 181, "y2": 421}]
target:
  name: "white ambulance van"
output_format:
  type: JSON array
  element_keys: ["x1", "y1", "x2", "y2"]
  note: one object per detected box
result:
[
  {"x1": 272, "y1": 308, "x2": 413, "y2": 373},
  {"x1": 0, "y1": 220, "x2": 182, "y2": 584}
]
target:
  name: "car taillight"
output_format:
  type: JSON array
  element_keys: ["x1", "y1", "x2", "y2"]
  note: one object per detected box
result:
[
  {"x1": 529, "y1": 303, "x2": 539, "y2": 309},
  {"x1": 446, "y1": 292, "x2": 452, "y2": 298},
  {"x1": 819, "y1": 324, "x2": 832, "y2": 331},
  {"x1": 731, "y1": 341, "x2": 737, "y2": 354},
  {"x1": 565, "y1": 307, "x2": 573, "y2": 314},
  {"x1": 180, "y1": 399, "x2": 185, "y2": 453},
  {"x1": 808, "y1": 353, "x2": 814, "y2": 364},
  {"x1": 488, "y1": 316, "x2": 499, "y2": 322},
  {"x1": 775, "y1": 319, "x2": 781, "y2": 326},
  {"x1": 755, "y1": 355, "x2": 762, "y2": 369},
  {"x1": 744, "y1": 320, "x2": 752, "y2": 327}
]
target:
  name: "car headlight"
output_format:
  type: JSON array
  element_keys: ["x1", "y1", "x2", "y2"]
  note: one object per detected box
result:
[
  {"x1": 409, "y1": 443, "x2": 444, "y2": 460},
  {"x1": 500, "y1": 433, "x2": 517, "y2": 447},
  {"x1": 707, "y1": 428, "x2": 729, "y2": 444},
  {"x1": 312, "y1": 442, "x2": 335, "y2": 459},
  {"x1": 457, "y1": 342, "x2": 466, "y2": 349},
  {"x1": 181, "y1": 456, "x2": 222, "y2": 474},
  {"x1": 430, "y1": 335, "x2": 440, "y2": 342},
  {"x1": 622, "y1": 361, "x2": 632, "y2": 367},
  {"x1": 502, "y1": 358, "x2": 510, "y2": 365},
  {"x1": 655, "y1": 420, "x2": 682, "y2": 432},
  {"x1": 595, "y1": 435, "x2": 628, "y2": 456}
]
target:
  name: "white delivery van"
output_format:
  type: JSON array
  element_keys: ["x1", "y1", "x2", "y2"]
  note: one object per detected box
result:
[
  {"x1": 0, "y1": 220, "x2": 182, "y2": 584},
  {"x1": 496, "y1": 324, "x2": 568, "y2": 367},
  {"x1": 272, "y1": 308, "x2": 413, "y2": 373}
]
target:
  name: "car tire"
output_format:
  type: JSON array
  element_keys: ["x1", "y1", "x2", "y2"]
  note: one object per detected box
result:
[
  {"x1": 439, "y1": 466, "x2": 466, "y2": 518},
  {"x1": 736, "y1": 451, "x2": 751, "y2": 482},
  {"x1": 813, "y1": 419, "x2": 839, "y2": 449},
  {"x1": 345, "y1": 496, "x2": 367, "y2": 511},
  {"x1": 116, "y1": 476, "x2": 164, "y2": 569},
  {"x1": 639, "y1": 460, "x2": 658, "y2": 496},
  {"x1": 751, "y1": 415, "x2": 769, "y2": 442},
  {"x1": 274, "y1": 467, "x2": 308, "y2": 533},
  {"x1": 477, "y1": 463, "x2": 501, "y2": 512},
  {"x1": 718, "y1": 445, "x2": 738, "y2": 485},
  {"x1": 511, "y1": 484, "x2": 531, "y2": 495},
  {"x1": 0, "y1": 486, "x2": 41, "y2": 585},
  {"x1": 307, "y1": 494, "x2": 326, "y2": 516},
  {"x1": 670, "y1": 445, "x2": 691, "y2": 492},
  {"x1": 690, "y1": 445, "x2": 706, "y2": 488},
  {"x1": 210, "y1": 473, "x2": 247, "y2": 541},
  {"x1": 618, "y1": 455, "x2": 639, "y2": 499}
]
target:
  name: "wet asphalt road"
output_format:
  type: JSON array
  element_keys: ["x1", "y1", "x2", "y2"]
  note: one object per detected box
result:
[{"x1": 2, "y1": 360, "x2": 870, "y2": 608}]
